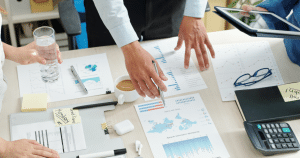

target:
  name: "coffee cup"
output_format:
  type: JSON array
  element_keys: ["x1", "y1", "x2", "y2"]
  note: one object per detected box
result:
[{"x1": 114, "y1": 75, "x2": 140, "y2": 104}]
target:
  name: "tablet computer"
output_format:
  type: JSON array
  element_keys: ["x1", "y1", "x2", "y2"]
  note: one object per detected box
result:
[{"x1": 214, "y1": 6, "x2": 300, "y2": 40}]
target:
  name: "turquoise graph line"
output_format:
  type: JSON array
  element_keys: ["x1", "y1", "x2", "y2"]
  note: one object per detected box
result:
[
  {"x1": 167, "y1": 71, "x2": 180, "y2": 91},
  {"x1": 154, "y1": 46, "x2": 167, "y2": 63}
]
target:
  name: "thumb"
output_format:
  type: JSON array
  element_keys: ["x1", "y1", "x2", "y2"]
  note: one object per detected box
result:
[{"x1": 175, "y1": 34, "x2": 184, "y2": 51}]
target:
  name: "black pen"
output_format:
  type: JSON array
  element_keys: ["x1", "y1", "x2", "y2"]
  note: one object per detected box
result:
[{"x1": 73, "y1": 101, "x2": 118, "y2": 110}]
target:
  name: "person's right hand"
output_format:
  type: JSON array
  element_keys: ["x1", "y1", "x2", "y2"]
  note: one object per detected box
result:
[
  {"x1": 0, "y1": 139, "x2": 59, "y2": 158},
  {"x1": 241, "y1": 4, "x2": 268, "y2": 17},
  {"x1": 122, "y1": 41, "x2": 168, "y2": 99}
]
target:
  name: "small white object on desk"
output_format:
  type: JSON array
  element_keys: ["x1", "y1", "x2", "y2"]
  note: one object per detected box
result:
[
  {"x1": 138, "y1": 144, "x2": 143, "y2": 156},
  {"x1": 113, "y1": 120, "x2": 134, "y2": 135},
  {"x1": 135, "y1": 140, "x2": 141, "y2": 152},
  {"x1": 135, "y1": 140, "x2": 143, "y2": 156}
]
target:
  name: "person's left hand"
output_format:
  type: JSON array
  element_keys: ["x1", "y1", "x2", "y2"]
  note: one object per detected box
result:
[
  {"x1": 5, "y1": 41, "x2": 63, "y2": 65},
  {"x1": 175, "y1": 16, "x2": 215, "y2": 71}
]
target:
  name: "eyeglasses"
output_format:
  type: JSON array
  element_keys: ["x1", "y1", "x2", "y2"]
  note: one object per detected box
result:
[{"x1": 234, "y1": 68, "x2": 272, "y2": 87}]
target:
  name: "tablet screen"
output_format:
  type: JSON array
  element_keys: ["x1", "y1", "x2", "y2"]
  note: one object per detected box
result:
[{"x1": 224, "y1": 10, "x2": 300, "y2": 32}]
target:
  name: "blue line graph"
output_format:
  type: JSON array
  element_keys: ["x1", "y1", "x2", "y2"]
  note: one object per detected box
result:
[
  {"x1": 163, "y1": 136, "x2": 214, "y2": 158},
  {"x1": 167, "y1": 71, "x2": 180, "y2": 91},
  {"x1": 154, "y1": 46, "x2": 167, "y2": 63}
]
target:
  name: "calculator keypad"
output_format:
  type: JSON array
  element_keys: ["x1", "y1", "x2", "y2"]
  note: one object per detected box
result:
[{"x1": 258, "y1": 123, "x2": 299, "y2": 150}]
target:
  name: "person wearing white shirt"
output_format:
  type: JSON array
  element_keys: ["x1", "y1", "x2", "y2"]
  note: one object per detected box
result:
[
  {"x1": 0, "y1": 7, "x2": 62, "y2": 158},
  {"x1": 85, "y1": 0, "x2": 215, "y2": 99}
]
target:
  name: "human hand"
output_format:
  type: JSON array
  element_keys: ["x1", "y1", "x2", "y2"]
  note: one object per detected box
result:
[
  {"x1": 175, "y1": 16, "x2": 215, "y2": 71},
  {"x1": 0, "y1": 139, "x2": 59, "y2": 158},
  {"x1": 241, "y1": 4, "x2": 268, "y2": 17},
  {"x1": 122, "y1": 41, "x2": 168, "y2": 99},
  {"x1": 4, "y1": 41, "x2": 63, "y2": 65}
]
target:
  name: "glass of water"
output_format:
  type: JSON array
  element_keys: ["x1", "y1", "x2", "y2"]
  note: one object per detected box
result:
[{"x1": 33, "y1": 26, "x2": 59, "y2": 83}]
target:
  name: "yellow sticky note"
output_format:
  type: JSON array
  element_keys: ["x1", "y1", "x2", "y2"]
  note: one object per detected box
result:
[
  {"x1": 53, "y1": 108, "x2": 81, "y2": 126},
  {"x1": 278, "y1": 82, "x2": 300, "y2": 102},
  {"x1": 21, "y1": 93, "x2": 48, "y2": 112}
]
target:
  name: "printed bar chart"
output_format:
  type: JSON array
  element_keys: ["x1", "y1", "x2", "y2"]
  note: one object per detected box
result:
[
  {"x1": 138, "y1": 101, "x2": 164, "y2": 113},
  {"x1": 163, "y1": 136, "x2": 214, "y2": 158}
]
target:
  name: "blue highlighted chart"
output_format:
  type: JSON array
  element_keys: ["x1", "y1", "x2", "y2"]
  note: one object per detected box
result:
[
  {"x1": 85, "y1": 64, "x2": 97, "y2": 72},
  {"x1": 75, "y1": 77, "x2": 100, "y2": 84},
  {"x1": 163, "y1": 136, "x2": 214, "y2": 158}
]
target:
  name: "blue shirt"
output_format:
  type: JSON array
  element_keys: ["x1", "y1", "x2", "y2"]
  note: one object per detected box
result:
[
  {"x1": 93, "y1": 0, "x2": 208, "y2": 47},
  {"x1": 258, "y1": 0, "x2": 300, "y2": 66}
]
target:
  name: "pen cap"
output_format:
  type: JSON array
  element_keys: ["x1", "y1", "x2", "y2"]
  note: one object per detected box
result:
[
  {"x1": 113, "y1": 119, "x2": 134, "y2": 135},
  {"x1": 115, "y1": 148, "x2": 127, "y2": 155}
]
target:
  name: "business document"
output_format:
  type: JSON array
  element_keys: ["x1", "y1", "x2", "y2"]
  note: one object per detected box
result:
[
  {"x1": 142, "y1": 38, "x2": 207, "y2": 101},
  {"x1": 17, "y1": 54, "x2": 114, "y2": 102},
  {"x1": 11, "y1": 121, "x2": 86, "y2": 153},
  {"x1": 135, "y1": 93, "x2": 230, "y2": 158},
  {"x1": 211, "y1": 41, "x2": 284, "y2": 101}
]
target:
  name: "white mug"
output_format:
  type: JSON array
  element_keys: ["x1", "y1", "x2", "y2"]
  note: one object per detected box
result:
[{"x1": 114, "y1": 75, "x2": 140, "y2": 104}]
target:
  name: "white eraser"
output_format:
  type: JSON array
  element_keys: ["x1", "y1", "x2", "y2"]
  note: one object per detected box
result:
[{"x1": 113, "y1": 119, "x2": 134, "y2": 135}]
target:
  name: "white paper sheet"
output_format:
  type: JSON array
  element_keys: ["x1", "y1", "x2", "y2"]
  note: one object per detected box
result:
[
  {"x1": 135, "y1": 93, "x2": 230, "y2": 158},
  {"x1": 211, "y1": 41, "x2": 284, "y2": 101},
  {"x1": 142, "y1": 38, "x2": 207, "y2": 101},
  {"x1": 11, "y1": 121, "x2": 86, "y2": 154},
  {"x1": 17, "y1": 54, "x2": 114, "y2": 102}
]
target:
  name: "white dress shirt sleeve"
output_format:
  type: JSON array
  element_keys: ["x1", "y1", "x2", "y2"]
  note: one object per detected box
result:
[
  {"x1": 184, "y1": 0, "x2": 208, "y2": 18},
  {"x1": 93, "y1": 0, "x2": 139, "y2": 47},
  {"x1": 92, "y1": 0, "x2": 208, "y2": 47}
]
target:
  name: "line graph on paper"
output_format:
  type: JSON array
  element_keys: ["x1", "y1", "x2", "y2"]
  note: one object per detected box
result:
[
  {"x1": 211, "y1": 41, "x2": 284, "y2": 101},
  {"x1": 142, "y1": 41, "x2": 207, "y2": 101}
]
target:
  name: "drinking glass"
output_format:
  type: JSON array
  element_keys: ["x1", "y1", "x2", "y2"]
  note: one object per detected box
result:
[{"x1": 33, "y1": 26, "x2": 59, "y2": 83}]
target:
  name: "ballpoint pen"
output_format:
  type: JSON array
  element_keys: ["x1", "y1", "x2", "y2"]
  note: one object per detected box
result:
[
  {"x1": 152, "y1": 60, "x2": 166, "y2": 106},
  {"x1": 73, "y1": 101, "x2": 118, "y2": 110},
  {"x1": 71, "y1": 65, "x2": 88, "y2": 94}
]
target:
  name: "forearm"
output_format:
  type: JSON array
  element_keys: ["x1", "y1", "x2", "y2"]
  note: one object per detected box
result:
[
  {"x1": 0, "y1": 137, "x2": 7, "y2": 157},
  {"x1": 93, "y1": 0, "x2": 138, "y2": 47},
  {"x1": 258, "y1": 0, "x2": 299, "y2": 18},
  {"x1": 2, "y1": 42, "x2": 18, "y2": 62}
]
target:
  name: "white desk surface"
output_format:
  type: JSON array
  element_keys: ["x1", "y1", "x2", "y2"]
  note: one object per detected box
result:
[{"x1": 2, "y1": 29, "x2": 300, "y2": 158}]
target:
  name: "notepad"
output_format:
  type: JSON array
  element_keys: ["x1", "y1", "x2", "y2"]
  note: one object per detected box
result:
[
  {"x1": 21, "y1": 93, "x2": 48, "y2": 112},
  {"x1": 278, "y1": 82, "x2": 300, "y2": 102},
  {"x1": 53, "y1": 108, "x2": 81, "y2": 126}
]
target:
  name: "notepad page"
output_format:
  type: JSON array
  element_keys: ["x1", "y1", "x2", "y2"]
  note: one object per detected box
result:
[
  {"x1": 11, "y1": 121, "x2": 86, "y2": 153},
  {"x1": 210, "y1": 41, "x2": 284, "y2": 101}
]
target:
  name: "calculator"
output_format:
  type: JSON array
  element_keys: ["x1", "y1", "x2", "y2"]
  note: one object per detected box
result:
[{"x1": 244, "y1": 121, "x2": 300, "y2": 156}]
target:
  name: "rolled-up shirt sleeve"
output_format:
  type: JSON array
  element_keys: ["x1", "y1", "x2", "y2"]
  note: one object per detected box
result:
[
  {"x1": 184, "y1": 0, "x2": 208, "y2": 18},
  {"x1": 93, "y1": 0, "x2": 139, "y2": 47}
]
